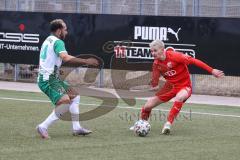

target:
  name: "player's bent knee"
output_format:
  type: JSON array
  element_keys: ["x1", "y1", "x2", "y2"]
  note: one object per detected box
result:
[
  {"x1": 56, "y1": 95, "x2": 71, "y2": 105},
  {"x1": 68, "y1": 94, "x2": 78, "y2": 100},
  {"x1": 67, "y1": 88, "x2": 78, "y2": 99},
  {"x1": 175, "y1": 96, "x2": 184, "y2": 102},
  {"x1": 175, "y1": 89, "x2": 189, "y2": 102},
  {"x1": 175, "y1": 93, "x2": 188, "y2": 102},
  {"x1": 175, "y1": 93, "x2": 186, "y2": 102}
]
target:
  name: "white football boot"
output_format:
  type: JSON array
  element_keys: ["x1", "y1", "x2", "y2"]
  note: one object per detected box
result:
[
  {"x1": 36, "y1": 125, "x2": 50, "y2": 139},
  {"x1": 129, "y1": 124, "x2": 135, "y2": 131},
  {"x1": 72, "y1": 127, "x2": 92, "y2": 136},
  {"x1": 162, "y1": 121, "x2": 172, "y2": 135},
  {"x1": 129, "y1": 121, "x2": 138, "y2": 131}
]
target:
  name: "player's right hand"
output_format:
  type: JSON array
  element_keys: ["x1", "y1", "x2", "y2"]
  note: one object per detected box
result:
[{"x1": 85, "y1": 58, "x2": 99, "y2": 66}]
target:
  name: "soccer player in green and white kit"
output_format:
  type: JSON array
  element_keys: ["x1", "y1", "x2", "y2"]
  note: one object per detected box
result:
[{"x1": 36, "y1": 19, "x2": 99, "y2": 139}]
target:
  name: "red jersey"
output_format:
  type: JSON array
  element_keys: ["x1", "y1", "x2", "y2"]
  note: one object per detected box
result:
[{"x1": 151, "y1": 51, "x2": 213, "y2": 88}]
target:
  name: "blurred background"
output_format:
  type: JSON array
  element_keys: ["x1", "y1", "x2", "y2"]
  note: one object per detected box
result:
[{"x1": 0, "y1": 0, "x2": 239, "y2": 96}]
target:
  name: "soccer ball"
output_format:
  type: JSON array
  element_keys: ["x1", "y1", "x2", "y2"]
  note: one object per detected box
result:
[{"x1": 133, "y1": 120, "x2": 151, "y2": 137}]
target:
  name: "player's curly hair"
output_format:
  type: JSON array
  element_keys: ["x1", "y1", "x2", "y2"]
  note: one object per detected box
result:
[{"x1": 50, "y1": 19, "x2": 65, "y2": 32}]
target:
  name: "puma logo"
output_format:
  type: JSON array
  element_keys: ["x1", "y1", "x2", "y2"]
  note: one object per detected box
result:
[{"x1": 167, "y1": 28, "x2": 181, "y2": 41}]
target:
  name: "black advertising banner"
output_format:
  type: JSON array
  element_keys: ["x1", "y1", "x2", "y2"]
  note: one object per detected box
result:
[{"x1": 0, "y1": 11, "x2": 239, "y2": 75}]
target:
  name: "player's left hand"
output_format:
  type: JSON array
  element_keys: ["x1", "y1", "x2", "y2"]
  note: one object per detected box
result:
[
  {"x1": 85, "y1": 58, "x2": 99, "y2": 66},
  {"x1": 212, "y1": 69, "x2": 224, "y2": 78}
]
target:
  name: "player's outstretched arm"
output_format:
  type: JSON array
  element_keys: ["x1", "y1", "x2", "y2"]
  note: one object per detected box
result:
[
  {"x1": 175, "y1": 52, "x2": 225, "y2": 78},
  {"x1": 60, "y1": 52, "x2": 99, "y2": 66},
  {"x1": 188, "y1": 57, "x2": 224, "y2": 78},
  {"x1": 188, "y1": 58, "x2": 225, "y2": 78},
  {"x1": 212, "y1": 69, "x2": 224, "y2": 78}
]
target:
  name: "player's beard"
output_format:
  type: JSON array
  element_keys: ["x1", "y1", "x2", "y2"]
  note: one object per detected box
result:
[{"x1": 60, "y1": 32, "x2": 66, "y2": 40}]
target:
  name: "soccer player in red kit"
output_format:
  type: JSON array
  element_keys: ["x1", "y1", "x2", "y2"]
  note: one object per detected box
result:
[{"x1": 131, "y1": 40, "x2": 224, "y2": 135}]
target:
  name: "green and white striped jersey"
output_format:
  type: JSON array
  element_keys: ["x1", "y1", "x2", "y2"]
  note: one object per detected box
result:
[{"x1": 38, "y1": 35, "x2": 67, "y2": 81}]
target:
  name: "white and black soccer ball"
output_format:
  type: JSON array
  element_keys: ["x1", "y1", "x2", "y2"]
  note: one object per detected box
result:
[{"x1": 133, "y1": 120, "x2": 151, "y2": 137}]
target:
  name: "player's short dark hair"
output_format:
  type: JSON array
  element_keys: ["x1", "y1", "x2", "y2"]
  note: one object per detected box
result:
[{"x1": 50, "y1": 19, "x2": 65, "y2": 32}]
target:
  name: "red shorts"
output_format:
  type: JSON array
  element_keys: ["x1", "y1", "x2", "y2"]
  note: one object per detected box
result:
[{"x1": 156, "y1": 83, "x2": 192, "y2": 102}]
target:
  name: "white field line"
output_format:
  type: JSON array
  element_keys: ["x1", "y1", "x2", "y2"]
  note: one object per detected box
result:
[
  {"x1": 1, "y1": 96, "x2": 240, "y2": 118},
  {"x1": 0, "y1": 97, "x2": 51, "y2": 103}
]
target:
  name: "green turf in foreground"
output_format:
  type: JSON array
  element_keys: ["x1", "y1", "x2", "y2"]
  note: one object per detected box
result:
[{"x1": 0, "y1": 90, "x2": 240, "y2": 160}]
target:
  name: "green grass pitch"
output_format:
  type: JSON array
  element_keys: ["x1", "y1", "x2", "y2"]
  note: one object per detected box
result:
[{"x1": 0, "y1": 89, "x2": 240, "y2": 160}]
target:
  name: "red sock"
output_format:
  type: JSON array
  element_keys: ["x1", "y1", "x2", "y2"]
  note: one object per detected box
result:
[
  {"x1": 140, "y1": 107, "x2": 152, "y2": 120},
  {"x1": 167, "y1": 101, "x2": 183, "y2": 124}
]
